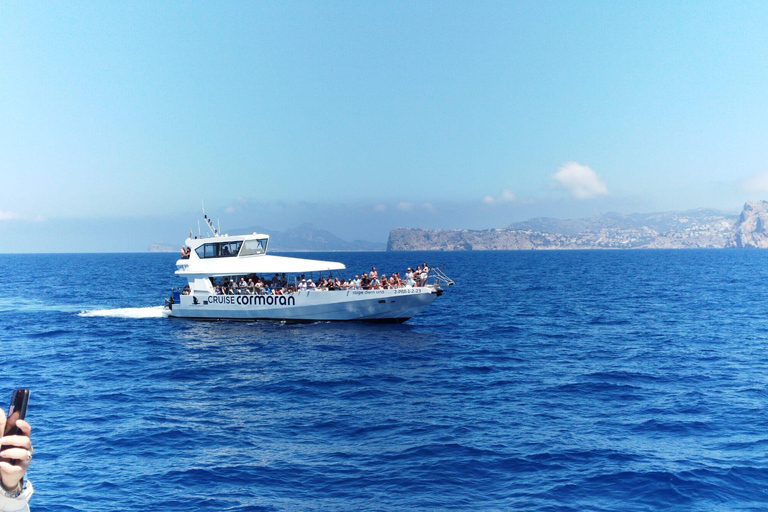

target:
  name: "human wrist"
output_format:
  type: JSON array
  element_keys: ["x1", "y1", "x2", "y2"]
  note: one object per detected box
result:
[{"x1": 0, "y1": 478, "x2": 23, "y2": 498}]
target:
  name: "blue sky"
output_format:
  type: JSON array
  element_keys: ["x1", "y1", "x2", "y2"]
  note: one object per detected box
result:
[{"x1": 2, "y1": 1, "x2": 767, "y2": 252}]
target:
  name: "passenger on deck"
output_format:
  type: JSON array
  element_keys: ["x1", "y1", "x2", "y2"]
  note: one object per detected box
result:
[
  {"x1": 369, "y1": 267, "x2": 378, "y2": 280},
  {"x1": 308, "y1": 279, "x2": 316, "y2": 290},
  {"x1": 421, "y1": 263, "x2": 429, "y2": 286},
  {"x1": 180, "y1": 246, "x2": 191, "y2": 259},
  {"x1": 405, "y1": 268, "x2": 415, "y2": 288},
  {"x1": 299, "y1": 279, "x2": 307, "y2": 291},
  {"x1": 360, "y1": 273, "x2": 371, "y2": 290},
  {"x1": 353, "y1": 275, "x2": 361, "y2": 289}
]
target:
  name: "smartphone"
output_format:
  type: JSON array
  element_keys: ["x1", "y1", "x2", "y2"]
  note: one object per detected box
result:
[{"x1": 2, "y1": 389, "x2": 29, "y2": 464}]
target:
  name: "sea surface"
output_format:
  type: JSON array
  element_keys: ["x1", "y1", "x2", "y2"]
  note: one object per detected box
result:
[{"x1": 1, "y1": 250, "x2": 768, "y2": 511}]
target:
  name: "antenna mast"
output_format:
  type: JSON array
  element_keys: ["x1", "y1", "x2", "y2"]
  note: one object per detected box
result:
[{"x1": 200, "y1": 200, "x2": 219, "y2": 237}]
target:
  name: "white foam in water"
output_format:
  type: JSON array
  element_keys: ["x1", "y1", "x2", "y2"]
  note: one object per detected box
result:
[
  {"x1": 0, "y1": 298, "x2": 84, "y2": 314},
  {"x1": 78, "y1": 306, "x2": 168, "y2": 319}
]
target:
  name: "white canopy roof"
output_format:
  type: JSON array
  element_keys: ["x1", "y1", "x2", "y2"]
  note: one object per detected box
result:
[{"x1": 176, "y1": 254, "x2": 346, "y2": 277}]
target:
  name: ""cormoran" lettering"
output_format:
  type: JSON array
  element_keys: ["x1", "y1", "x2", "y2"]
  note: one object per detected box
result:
[{"x1": 206, "y1": 295, "x2": 296, "y2": 306}]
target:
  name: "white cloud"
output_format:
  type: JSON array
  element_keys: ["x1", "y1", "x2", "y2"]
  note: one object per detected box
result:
[
  {"x1": 422, "y1": 202, "x2": 436, "y2": 213},
  {"x1": 0, "y1": 211, "x2": 20, "y2": 221},
  {"x1": 224, "y1": 206, "x2": 235, "y2": 214},
  {"x1": 373, "y1": 204, "x2": 387, "y2": 212},
  {"x1": 552, "y1": 162, "x2": 608, "y2": 199},
  {"x1": 0, "y1": 211, "x2": 45, "y2": 222},
  {"x1": 483, "y1": 188, "x2": 515, "y2": 205},
  {"x1": 397, "y1": 202, "x2": 414, "y2": 211},
  {"x1": 744, "y1": 170, "x2": 768, "y2": 193}
]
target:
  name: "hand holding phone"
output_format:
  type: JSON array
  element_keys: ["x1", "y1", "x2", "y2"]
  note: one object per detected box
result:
[
  {"x1": 3, "y1": 389, "x2": 28, "y2": 439},
  {"x1": 0, "y1": 390, "x2": 31, "y2": 503},
  {"x1": 0, "y1": 389, "x2": 31, "y2": 467}
]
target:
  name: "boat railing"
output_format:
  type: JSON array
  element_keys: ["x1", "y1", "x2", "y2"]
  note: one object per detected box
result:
[
  {"x1": 427, "y1": 266, "x2": 455, "y2": 287},
  {"x1": 170, "y1": 269, "x2": 454, "y2": 298}
]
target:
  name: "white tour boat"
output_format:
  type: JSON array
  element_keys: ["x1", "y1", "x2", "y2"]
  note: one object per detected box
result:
[{"x1": 165, "y1": 215, "x2": 452, "y2": 323}]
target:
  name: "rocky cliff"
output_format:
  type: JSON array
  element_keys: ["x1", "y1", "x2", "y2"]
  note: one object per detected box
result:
[
  {"x1": 388, "y1": 203, "x2": 768, "y2": 251},
  {"x1": 728, "y1": 201, "x2": 768, "y2": 248}
]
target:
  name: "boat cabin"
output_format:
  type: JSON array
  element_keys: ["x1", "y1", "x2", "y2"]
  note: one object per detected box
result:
[{"x1": 193, "y1": 237, "x2": 268, "y2": 259}]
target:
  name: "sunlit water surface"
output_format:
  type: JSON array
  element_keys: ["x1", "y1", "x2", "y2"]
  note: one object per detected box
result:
[{"x1": 1, "y1": 250, "x2": 767, "y2": 511}]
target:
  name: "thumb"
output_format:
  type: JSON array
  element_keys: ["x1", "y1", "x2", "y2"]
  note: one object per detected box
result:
[{"x1": 0, "y1": 409, "x2": 5, "y2": 437}]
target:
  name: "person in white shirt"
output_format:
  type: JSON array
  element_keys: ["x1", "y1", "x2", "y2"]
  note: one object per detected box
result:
[
  {"x1": 0, "y1": 409, "x2": 33, "y2": 511},
  {"x1": 405, "y1": 268, "x2": 415, "y2": 288}
]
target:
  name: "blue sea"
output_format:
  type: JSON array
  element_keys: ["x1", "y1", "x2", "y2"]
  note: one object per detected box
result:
[{"x1": 2, "y1": 250, "x2": 768, "y2": 511}]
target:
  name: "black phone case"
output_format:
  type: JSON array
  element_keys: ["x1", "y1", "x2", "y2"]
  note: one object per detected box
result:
[{"x1": 2, "y1": 389, "x2": 29, "y2": 465}]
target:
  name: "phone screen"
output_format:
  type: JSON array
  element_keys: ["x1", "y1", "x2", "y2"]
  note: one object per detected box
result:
[{"x1": 4, "y1": 389, "x2": 29, "y2": 437}]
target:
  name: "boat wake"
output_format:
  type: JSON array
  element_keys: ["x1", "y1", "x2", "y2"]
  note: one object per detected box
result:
[
  {"x1": 78, "y1": 306, "x2": 168, "y2": 319},
  {"x1": 0, "y1": 298, "x2": 84, "y2": 314}
]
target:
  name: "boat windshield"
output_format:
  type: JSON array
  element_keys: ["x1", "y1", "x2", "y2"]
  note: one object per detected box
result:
[
  {"x1": 195, "y1": 241, "x2": 243, "y2": 259},
  {"x1": 239, "y1": 238, "x2": 268, "y2": 256}
]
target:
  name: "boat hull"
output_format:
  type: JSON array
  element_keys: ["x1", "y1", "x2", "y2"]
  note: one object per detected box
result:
[{"x1": 167, "y1": 287, "x2": 440, "y2": 322}]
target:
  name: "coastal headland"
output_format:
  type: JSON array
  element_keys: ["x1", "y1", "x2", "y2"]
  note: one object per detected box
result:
[{"x1": 387, "y1": 201, "x2": 768, "y2": 251}]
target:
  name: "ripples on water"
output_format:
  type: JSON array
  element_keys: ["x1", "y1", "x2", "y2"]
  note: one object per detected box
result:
[{"x1": 1, "y1": 250, "x2": 768, "y2": 511}]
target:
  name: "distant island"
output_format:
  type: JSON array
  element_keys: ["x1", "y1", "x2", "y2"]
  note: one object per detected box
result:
[
  {"x1": 387, "y1": 201, "x2": 768, "y2": 251},
  {"x1": 149, "y1": 223, "x2": 386, "y2": 252}
]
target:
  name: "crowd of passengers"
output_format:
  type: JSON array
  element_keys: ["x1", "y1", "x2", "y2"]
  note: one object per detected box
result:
[{"x1": 201, "y1": 263, "x2": 431, "y2": 296}]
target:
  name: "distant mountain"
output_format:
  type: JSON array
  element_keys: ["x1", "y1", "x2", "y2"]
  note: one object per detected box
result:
[
  {"x1": 148, "y1": 243, "x2": 177, "y2": 253},
  {"x1": 388, "y1": 202, "x2": 768, "y2": 251},
  {"x1": 152, "y1": 223, "x2": 384, "y2": 252},
  {"x1": 507, "y1": 209, "x2": 735, "y2": 236},
  {"x1": 230, "y1": 223, "x2": 385, "y2": 251}
]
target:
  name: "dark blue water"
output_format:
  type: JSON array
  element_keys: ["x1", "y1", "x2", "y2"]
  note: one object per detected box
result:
[{"x1": 2, "y1": 250, "x2": 768, "y2": 511}]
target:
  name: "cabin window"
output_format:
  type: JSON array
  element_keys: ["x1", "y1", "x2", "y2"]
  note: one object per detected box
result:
[
  {"x1": 239, "y1": 239, "x2": 268, "y2": 256},
  {"x1": 219, "y1": 241, "x2": 242, "y2": 257},
  {"x1": 194, "y1": 241, "x2": 243, "y2": 259}
]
